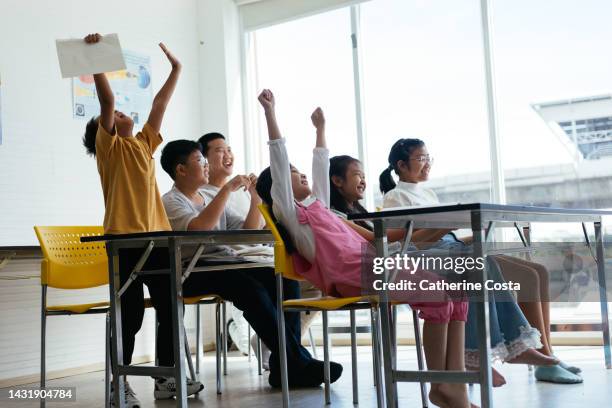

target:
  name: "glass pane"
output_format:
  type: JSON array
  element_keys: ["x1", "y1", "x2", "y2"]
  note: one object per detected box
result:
[
  {"x1": 492, "y1": 0, "x2": 612, "y2": 327},
  {"x1": 252, "y1": 8, "x2": 358, "y2": 179},
  {"x1": 361, "y1": 0, "x2": 491, "y2": 207}
]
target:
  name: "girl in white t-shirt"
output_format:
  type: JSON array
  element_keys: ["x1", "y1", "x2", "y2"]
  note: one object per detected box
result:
[{"x1": 379, "y1": 138, "x2": 582, "y2": 384}]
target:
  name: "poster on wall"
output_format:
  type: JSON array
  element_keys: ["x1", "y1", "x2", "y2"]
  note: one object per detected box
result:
[{"x1": 72, "y1": 50, "x2": 152, "y2": 125}]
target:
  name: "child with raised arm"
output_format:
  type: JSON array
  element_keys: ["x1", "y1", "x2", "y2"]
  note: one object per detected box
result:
[
  {"x1": 255, "y1": 89, "x2": 475, "y2": 408},
  {"x1": 81, "y1": 33, "x2": 202, "y2": 406}
]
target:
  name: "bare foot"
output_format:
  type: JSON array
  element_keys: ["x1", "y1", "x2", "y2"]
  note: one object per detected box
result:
[
  {"x1": 429, "y1": 383, "x2": 474, "y2": 408},
  {"x1": 506, "y1": 349, "x2": 559, "y2": 366},
  {"x1": 466, "y1": 365, "x2": 506, "y2": 387}
]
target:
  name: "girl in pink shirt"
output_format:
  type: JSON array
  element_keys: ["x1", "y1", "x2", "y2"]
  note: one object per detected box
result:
[{"x1": 255, "y1": 89, "x2": 474, "y2": 408}]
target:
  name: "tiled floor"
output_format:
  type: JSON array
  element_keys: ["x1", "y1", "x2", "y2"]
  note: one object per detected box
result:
[{"x1": 1, "y1": 346, "x2": 611, "y2": 407}]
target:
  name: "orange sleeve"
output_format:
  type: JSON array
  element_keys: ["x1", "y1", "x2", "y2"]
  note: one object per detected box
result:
[
  {"x1": 94, "y1": 121, "x2": 117, "y2": 159},
  {"x1": 136, "y1": 122, "x2": 163, "y2": 155}
]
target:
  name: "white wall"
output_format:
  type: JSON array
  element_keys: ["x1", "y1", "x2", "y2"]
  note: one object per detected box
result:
[
  {"x1": 197, "y1": 0, "x2": 247, "y2": 174},
  {"x1": 0, "y1": 0, "x2": 203, "y2": 246},
  {"x1": 0, "y1": 0, "x2": 224, "y2": 382},
  {"x1": 0, "y1": 257, "x2": 215, "y2": 384}
]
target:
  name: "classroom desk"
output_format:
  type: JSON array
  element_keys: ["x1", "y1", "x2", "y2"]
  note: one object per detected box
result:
[
  {"x1": 348, "y1": 203, "x2": 612, "y2": 408},
  {"x1": 82, "y1": 230, "x2": 275, "y2": 408}
]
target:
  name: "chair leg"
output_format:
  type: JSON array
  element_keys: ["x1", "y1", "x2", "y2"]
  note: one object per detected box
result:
[
  {"x1": 154, "y1": 310, "x2": 159, "y2": 366},
  {"x1": 184, "y1": 326, "x2": 197, "y2": 383},
  {"x1": 40, "y1": 286, "x2": 46, "y2": 408},
  {"x1": 370, "y1": 310, "x2": 377, "y2": 388},
  {"x1": 392, "y1": 304, "x2": 398, "y2": 370},
  {"x1": 105, "y1": 312, "x2": 111, "y2": 408},
  {"x1": 350, "y1": 310, "x2": 359, "y2": 405},
  {"x1": 275, "y1": 274, "x2": 290, "y2": 407},
  {"x1": 308, "y1": 326, "x2": 318, "y2": 359},
  {"x1": 222, "y1": 302, "x2": 228, "y2": 376},
  {"x1": 371, "y1": 308, "x2": 385, "y2": 408},
  {"x1": 215, "y1": 303, "x2": 222, "y2": 395},
  {"x1": 248, "y1": 325, "x2": 252, "y2": 362},
  {"x1": 257, "y1": 335, "x2": 262, "y2": 375},
  {"x1": 196, "y1": 304, "x2": 200, "y2": 374},
  {"x1": 322, "y1": 310, "x2": 331, "y2": 405},
  {"x1": 413, "y1": 309, "x2": 428, "y2": 408}
]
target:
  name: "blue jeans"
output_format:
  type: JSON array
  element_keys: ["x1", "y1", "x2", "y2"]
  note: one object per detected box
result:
[{"x1": 429, "y1": 234, "x2": 541, "y2": 365}]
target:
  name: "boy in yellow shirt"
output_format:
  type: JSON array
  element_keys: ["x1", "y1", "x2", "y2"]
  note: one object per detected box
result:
[{"x1": 82, "y1": 33, "x2": 202, "y2": 406}]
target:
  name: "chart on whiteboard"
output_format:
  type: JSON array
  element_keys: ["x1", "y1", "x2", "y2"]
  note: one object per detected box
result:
[{"x1": 72, "y1": 50, "x2": 152, "y2": 125}]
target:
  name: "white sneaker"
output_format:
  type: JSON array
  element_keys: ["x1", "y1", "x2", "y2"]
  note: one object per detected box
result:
[
  {"x1": 153, "y1": 377, "x2": 204, "y2": 399},
  {"x1": 250, "y1": 334, "x2": 271, "y2": 371},
  {"x1": 228, "y1": 316, "x2": 251, "y2": 355},
  {"x1": 110, "y1": 380, "x2": 141, "y2": 408}
]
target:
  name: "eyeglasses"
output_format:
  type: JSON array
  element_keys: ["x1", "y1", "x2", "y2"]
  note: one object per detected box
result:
[
  {"x1": 194, "y1": 157, "x2": 208, "y2": 167},
  {"x1": 409, "y1": 155, "x2": 434, "y2": 164}
]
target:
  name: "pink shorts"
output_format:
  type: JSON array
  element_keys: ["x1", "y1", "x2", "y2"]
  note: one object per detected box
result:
[{"x1": 409, "y1": 300, "x2": 468, "y2": 323}]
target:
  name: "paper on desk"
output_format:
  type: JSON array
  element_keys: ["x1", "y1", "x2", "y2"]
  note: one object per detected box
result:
[{"x1": 56, "y1": 33, "x2": 126, "y2": 78}]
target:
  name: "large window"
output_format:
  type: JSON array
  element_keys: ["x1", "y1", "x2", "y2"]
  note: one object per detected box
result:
[
  {"x1": 250, "y1": 7, "x2": 358, "y2": 179},
  {"x1": 360, "y1": 0, "x2": 491, "y2": 207},
  {"x1": 491, "y1": 0, "x2": 612, "y2": 326},
  {"x1": 242, "y1": 0, "x2": 611, "y2": 339}
]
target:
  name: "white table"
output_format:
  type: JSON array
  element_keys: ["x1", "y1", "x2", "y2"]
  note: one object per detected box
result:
[{"x1": 349, "y1": 203, "x2": 612, "y2": 408}]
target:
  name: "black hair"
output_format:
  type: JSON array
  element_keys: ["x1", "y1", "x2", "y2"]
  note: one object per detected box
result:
[
  {"x1": 198, "y1": 132, "x2": 226, "y2": 156},
  {"x1": 329, "y1": 155, "x2": 372, "y2": 231},
  {"x1": 256, "y1": 166, "x2": 297, "y2": 253},
  {"x1": 83, "y1": 116, "x2": 99, "y2": 156},
  {"x1": 379, "y1": 138, "x2": 425, "y2": 194},
  {"x1": 160, "y1": 139, "x2": 203, "y2": 180}
]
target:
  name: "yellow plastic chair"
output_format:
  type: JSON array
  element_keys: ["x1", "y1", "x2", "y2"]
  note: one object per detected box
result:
[
  {"x1": 34, "y1": 226, "x2": 209, "y2": 405},
  {"x1": 34, "y1": 226, "x2": 111, "y2": 408},
  {"x1": 258, "y1": 205, "x2": 381, "y2": 406}
]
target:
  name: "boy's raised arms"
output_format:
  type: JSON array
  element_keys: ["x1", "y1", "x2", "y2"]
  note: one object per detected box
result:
[
  {"x1": 258, "y1": 89, "x2": 282, "y2": 141},
  {"x1": 85, "y1": 33, "x2": 115, "y2": 134},
  {"x1": 147, "y1": 43, "x2": 182, "y2": 134}
]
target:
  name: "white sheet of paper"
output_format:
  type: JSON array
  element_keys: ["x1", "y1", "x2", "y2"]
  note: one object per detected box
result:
[{"x1": 56, "y1": 33, "x2": 126, "y2": 78}]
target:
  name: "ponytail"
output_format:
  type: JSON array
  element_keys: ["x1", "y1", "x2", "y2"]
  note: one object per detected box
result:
[
  {"x1": 380, "y1": 138, "x2": 425, "y2": 194},
  {"x1": 379, "y1": 166, "x2": 396, "y2": 194}
]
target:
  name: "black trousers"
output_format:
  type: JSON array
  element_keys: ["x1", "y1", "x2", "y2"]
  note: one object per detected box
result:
[{"x1": 116, "y1": 247, "x2": 312, "y2": 374}]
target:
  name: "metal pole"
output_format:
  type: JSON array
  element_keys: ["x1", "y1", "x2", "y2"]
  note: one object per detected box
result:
[
  {"x1": 215, "y1": 303, "x2": 222, "y2": 394},
  {"x1": 595, "y1": 220, "x2": 612, "y2": 368},
  {"x1": 322, "y1": 311, "x2": 331, "y2": 405},
  {"x1": 472, "y1": 211, "x2": 493, "y2": 408},
  {"x1": 371, "y1": 307, "x2": 385, "y2": 407},
  {"x1": 168, "y1": 238, "x2": 187, "y2": 406},
  {"x1": 108, "y1": 244, "x2": 125, "y2": 408},
  {"x1": 350, "y1": 4, "x2": 373, "y2": 208},
  {"x1": 350, "y1": 309, "x2": 359, "y2": 404},
  {"x1": 373, "y1": 219, "x2": 396, "y2": 407},
  {"x1": 479, "y1": 0, "x2": 506, "y2": 205},
  {"x1": 40, "y1": 285, "x2": 46, "y2": 408},
  {"x1": 222, "y1": 302, "x2": 228, "y2": 375},
  {"x1": 413, "y1": 309, "x2": 428, "y2": 408},
  {"x1": 105, "y1": 312, "x2": 111, "y2": 408},
  {"x1": 276, "y1": 273, "x2": 290, "y2": 407},
  {"x1": 196, "y1": 304, "x2": 200, "y2": 374}
]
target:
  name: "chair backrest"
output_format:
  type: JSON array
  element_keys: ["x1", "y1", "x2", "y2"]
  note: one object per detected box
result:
[
  {"x1": 257, "y1": 204, "x2": 304, "y2": 281},
  {"x1": 34, "y1": 226, "x2": 108, "y2": 289}
]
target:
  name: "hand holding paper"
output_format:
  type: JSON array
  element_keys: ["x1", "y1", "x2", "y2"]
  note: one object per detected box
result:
[{"x1": 56, "y1": 33, "x2": 126, "y2": 78}]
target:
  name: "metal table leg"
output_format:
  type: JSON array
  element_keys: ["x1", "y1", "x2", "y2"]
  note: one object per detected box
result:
[
  {"x1": 594, "y1": 221, "x2": 612, "y2": 368},
  {"x1": 472, "y1": 212, "x2": 493, "y2": 408},
  {"x1": 107, "y1": 244, "x2": 125, "y2": 408},
  {"x1": 169, "y1": 238, "x2": 187, "y2": 406},
  {"x1": 373, "y1": 219, "x2": 396, "y2": 407}
]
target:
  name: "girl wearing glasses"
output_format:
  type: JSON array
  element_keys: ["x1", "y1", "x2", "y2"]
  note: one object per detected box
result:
[{"x1": 379, "y1": 138, "x2": 582, "y2": 385}]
